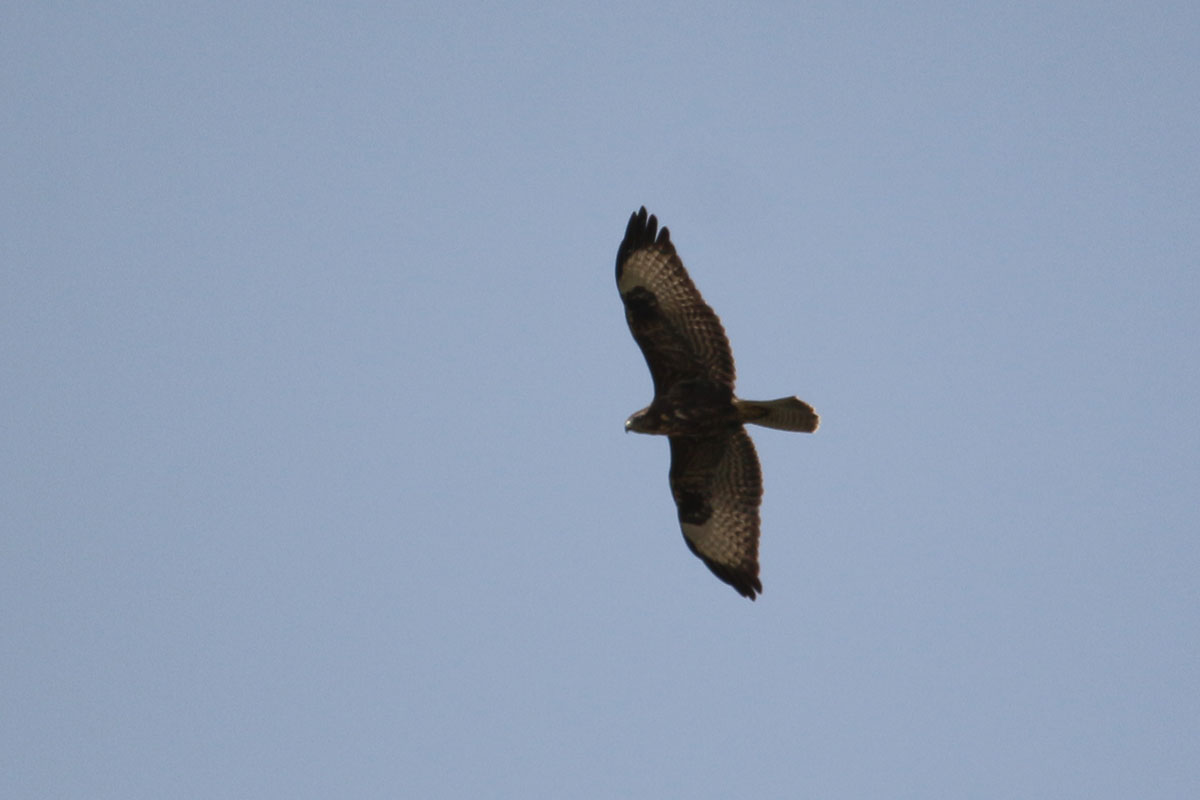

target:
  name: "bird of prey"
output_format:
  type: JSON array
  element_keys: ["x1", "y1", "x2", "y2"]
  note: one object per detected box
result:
[{"x1": 616, "y1": 207, "x2": 819, "y2": 599}]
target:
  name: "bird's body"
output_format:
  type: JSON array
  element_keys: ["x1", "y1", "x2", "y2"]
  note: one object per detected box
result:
[{"x1": 616, "y1": 207, "x2": 818, "y2": 599}]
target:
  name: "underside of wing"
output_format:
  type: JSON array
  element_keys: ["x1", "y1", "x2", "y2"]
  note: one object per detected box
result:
[
  {"x1": 668, "y1": 428, "x2": 764, "y2": 599},
  {"x1": 615, "y1": 207, "x2": 735, "y2": 395}
]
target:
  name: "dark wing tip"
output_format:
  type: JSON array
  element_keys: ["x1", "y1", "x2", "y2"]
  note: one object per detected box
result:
[
  {"x1": 705, "y1": 558, "x2": 762, "y2": 600},
  {"x1": 683, "y1": 539, "x2": 762, "y2": 600},
  {"x1": 615, "y1": 206, "x2": 674, "y2": 278}
]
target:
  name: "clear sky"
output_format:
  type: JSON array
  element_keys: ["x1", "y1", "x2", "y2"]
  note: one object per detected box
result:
[{"x1": 3, "y1": 2, "x2": 1198, "y2": 797}]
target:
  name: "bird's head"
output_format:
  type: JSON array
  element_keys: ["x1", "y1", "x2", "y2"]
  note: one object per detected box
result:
[{"x1": 624, "y1": 407, "x2": 654, "y2": 434}]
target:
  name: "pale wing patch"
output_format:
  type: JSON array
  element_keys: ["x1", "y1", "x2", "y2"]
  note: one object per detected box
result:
[{"x1": 617, "y1": 247, "x2": 675, "y2": 295}]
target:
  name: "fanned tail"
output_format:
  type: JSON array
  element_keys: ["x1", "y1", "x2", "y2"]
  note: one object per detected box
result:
[{"x1": 735, "y1": 397, "x2": 819, "y2": 433}]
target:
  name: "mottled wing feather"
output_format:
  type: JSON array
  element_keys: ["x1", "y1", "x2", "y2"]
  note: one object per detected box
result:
[
  {"x1": 669, "y1": 428, "x2": 764, "y2": 599},
  {"x1": 615, "y1": 207, "x2": 735, "y2": 395}
]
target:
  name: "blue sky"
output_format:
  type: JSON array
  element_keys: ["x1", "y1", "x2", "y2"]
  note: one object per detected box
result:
[{"x1": 3, "y1": 2, "x2": 1198, "y2": 797}]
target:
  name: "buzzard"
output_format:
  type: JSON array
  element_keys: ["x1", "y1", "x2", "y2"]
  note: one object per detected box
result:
[{"x1": 616, "y1": 207, "x2": 819, "y2": 599}]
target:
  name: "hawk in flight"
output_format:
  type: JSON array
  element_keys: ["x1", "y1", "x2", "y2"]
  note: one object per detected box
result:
[{"x1": 617, "y1": 207, "x2": 819, "y2": 599}]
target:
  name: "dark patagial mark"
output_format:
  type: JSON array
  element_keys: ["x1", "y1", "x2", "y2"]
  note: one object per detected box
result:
[
  {"x1": 673, "y1": 487, "x2": 713, "y2": 526},
  {"x1": 622, "y1": 285, "x2": 660, "y2": 323}
]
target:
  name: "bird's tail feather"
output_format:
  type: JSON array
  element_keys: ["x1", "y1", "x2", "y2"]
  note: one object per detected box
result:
[{"x1": 735, "y1": 397, "x2": 819, "y2": 433}]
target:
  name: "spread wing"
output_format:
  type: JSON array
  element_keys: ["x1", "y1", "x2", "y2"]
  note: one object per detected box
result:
[
  {"x1": 669, "y1": 428, "x2": 764, "y2": 599},
  {"x1": 615, "y1": 207, "x2": 735, "y2": 396}
]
